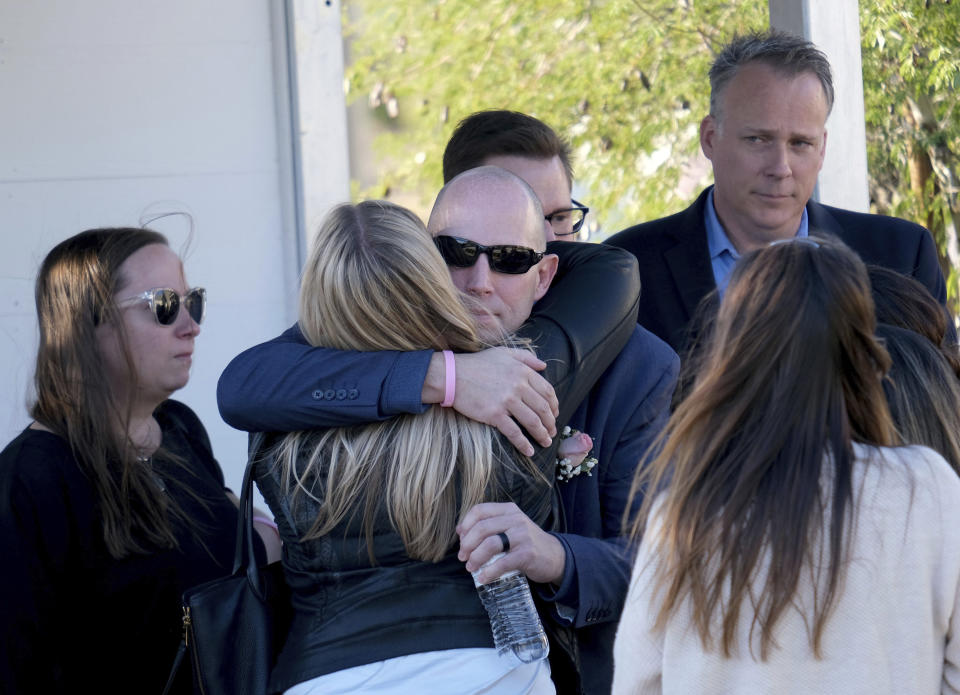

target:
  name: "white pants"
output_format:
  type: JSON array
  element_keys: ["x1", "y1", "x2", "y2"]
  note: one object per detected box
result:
[{"x1": 285, "y1": 647, "x2": 555, "y2": 695}]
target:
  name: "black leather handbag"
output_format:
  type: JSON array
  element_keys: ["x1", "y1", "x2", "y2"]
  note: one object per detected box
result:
[{"x1": 163, "y1": 435, "x2": 291, "y2": 695}]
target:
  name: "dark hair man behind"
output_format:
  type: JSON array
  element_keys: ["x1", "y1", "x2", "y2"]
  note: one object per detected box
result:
[
  {"x1": 443, "y1": 110, "x2": 587, "y2": 242},
  {"x1": 443, "y1": 110, "x2": 575, "y2": 187},
  {"x1": 605, "y1": 30, "x2": 950, "y2": 355}
]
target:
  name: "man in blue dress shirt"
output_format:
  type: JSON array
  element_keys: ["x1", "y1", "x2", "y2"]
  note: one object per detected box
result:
[{"x1": 606, "y1": 30, "x2": 950, "y2": 355}]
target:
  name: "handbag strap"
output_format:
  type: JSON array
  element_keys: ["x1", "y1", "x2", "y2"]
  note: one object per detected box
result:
[
  {"x1": 232, "y1": 432, "x2": 267, "y2": 600},
  {"x1": 162, "y1": 432, "x2": 269, "y2": 695}
]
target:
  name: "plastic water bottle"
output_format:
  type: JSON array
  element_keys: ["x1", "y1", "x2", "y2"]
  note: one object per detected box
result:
[{"x1": 472, "y1": 553, "x2": 550, "y2": 663}]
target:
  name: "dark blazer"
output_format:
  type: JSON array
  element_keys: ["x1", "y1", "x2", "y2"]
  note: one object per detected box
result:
[
  {"x1": 605, "y1": 186, "x2": 949, "y2": 354},
  {"x1": 549, "y1": 325, "x2": 677, "y2": 695}
]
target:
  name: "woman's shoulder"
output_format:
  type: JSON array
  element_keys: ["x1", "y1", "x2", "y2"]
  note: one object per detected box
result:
[
  {"x1": 156, "y1": 399, "x2": 215, "y2": 458},
  {"x1": 0, "y1": 428, "x2": 76, "y2": 485},
  {"x1": 156, "y1": 399, "x2": 205, "y2": 435},
  {"x1": 0, "y1": 428, "x2": 91, "y2": 521},
  {"x1": 156, "y1": 399, "x2": 225, "y2": 485},
  {"x1": 856, "y1": 442, "x2": 957, "y2": 479},
  {"x1": 854, "y1": 442, "x2": 960, "y2": 517}
]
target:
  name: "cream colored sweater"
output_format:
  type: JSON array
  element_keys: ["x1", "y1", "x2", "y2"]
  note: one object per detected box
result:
[{"x1": 613, "y1": 444, "x2": 960, "y2": 695}]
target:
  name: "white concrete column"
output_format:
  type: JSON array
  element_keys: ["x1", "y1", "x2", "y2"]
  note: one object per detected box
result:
[
  {"x1": 284, "y1": 0, "x2": 352, "y2": 262},
  {"x1": 769, "y1": 0, "x2": 870, "y2": 212}
]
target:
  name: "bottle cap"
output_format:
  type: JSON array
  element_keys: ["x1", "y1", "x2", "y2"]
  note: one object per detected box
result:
[{"x1": 470, "y1": 552, "x2": 522, "y2": 586}]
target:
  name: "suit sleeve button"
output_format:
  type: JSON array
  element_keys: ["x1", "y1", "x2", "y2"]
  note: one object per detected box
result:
[
  {"x1": 347, "y1": 389, "x2": 359, "y2": 400},
  {"x1": 312, "y1": 389, "x2": 323, "y2": 400},
  {"x1": 324, "y1": 389, "x2": 336, "y2": 400},
  {"x1": 336, "y1": 389, "x2": 347, "y2": 400}
]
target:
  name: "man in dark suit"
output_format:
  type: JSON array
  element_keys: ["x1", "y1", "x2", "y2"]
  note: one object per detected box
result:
[
  {"x1": 442, "y1": 111, "x2": 679, "y2": 695},
  {"x1": 219, "y1": 112, "x2": 679, "y2": 695},
  {"x1": 606, "y1": 30, "x2": 948, "y2": 354}
]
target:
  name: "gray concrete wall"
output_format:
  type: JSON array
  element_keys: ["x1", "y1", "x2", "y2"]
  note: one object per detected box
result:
[{"x1": 0, "y1": 1, "x2": 349, "y2": 492}]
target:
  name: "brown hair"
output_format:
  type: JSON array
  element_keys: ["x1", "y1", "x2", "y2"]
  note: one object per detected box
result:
[
  {"x1": 442, "y1": 110, "x2": 573, "y2": 186},
  {"x1": 868, "y1": 264, "x2": 960, "y2": 379},
  {"x1": 709, "y1": 30, "x2": 834, "y2": 120},
  {"x1": 32, "y1": 228, "x2": 186, "y2": 558},
  {"x1": 628, "y1": 237, "x2": 894, "y2": 659},
  {"x1": 878, "y1": 323, "x2": 960, "y2": 473}
]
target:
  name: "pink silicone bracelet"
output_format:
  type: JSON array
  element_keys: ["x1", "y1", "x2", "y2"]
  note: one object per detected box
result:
[{"x1": 441, "y1": 350, "x2": 456, "y2": 407}]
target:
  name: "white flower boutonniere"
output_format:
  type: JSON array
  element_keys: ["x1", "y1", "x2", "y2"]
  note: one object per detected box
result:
[{"x1": 556, "y1": 426, "x2": 598, "y2": 481}]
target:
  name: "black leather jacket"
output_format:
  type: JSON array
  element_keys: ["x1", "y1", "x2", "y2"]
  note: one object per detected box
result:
[{"x1": 257, "y1": 241, "x2": 640, "y2": 693}]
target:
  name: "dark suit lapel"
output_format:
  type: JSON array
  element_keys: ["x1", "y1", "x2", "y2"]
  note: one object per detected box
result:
[
  {"x1": 806, "y1": 200, "x2": 843, "y2": 240},
  {"x1": 663, "y1": 188, "x2": 718, "y2": 321}
]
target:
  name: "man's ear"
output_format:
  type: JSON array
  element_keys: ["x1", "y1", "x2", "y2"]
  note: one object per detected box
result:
[
  {"x1": 700, "y1": 115, "x2": 717, "y2": 160},
  {"x1": 532, "y1": 254, "x2": 559, "y2": 301}
]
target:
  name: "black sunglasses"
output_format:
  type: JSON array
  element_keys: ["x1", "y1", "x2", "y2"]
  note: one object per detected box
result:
[
  {"x1": 434, "y1": 236, "x2": 545, "y2": 275},
  {"x1": 119, "y1": 287, "x2": 206, "y2": 326},
  {"x1": 545, "y1": 199, "x2": 590, "y2": 236}
]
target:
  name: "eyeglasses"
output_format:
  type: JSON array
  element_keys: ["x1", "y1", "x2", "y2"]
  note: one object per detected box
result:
[
  {"x1": 434, "y1": 235, "x2": 545, "y2": 275},
  {"x1": 119, "y1": 287, "x2": 206, "y2": 325},
  {"x1": 545, "y1": 199, "x2": 590, "y2": 237}
]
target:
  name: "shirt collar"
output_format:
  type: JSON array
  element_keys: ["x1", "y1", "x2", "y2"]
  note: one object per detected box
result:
[
  {"x1": 705, "y1": 188, "x2": 738, "y2": 263},
  {"x1": 705, "y1": 188, "x2": 810, "y2": 261}
]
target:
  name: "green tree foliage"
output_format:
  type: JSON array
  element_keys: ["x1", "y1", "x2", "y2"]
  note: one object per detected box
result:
[
  {"x1": 344, "y1": 0, "x2": 959, "y2": 297},
  {"x1": 860, "y1": 0, "x2": 960, "y2": 302},
  {"x1": 344, "y1": 0, "x2": 766, "y2": 232}
]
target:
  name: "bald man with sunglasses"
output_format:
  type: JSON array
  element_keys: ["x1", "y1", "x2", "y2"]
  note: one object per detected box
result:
[{"x1": 220, "y1": 133, "x2": 678, "y2": 695}]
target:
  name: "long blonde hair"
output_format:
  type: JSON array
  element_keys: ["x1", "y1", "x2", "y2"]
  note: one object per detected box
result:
[{"x1": 274, "y1": 201, "x2": 527, "y2": 562}]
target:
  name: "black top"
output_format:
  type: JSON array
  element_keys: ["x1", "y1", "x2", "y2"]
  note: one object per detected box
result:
[{"x1": 0, "y1": 399, "x2": 262, "y2": 694}]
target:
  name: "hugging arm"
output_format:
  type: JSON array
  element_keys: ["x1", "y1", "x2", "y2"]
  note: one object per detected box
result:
[
  {"x1": 217, "y1": 324, "x2": 435, "y2": 432},
  {"x1": 218, "y1": 329, "x2": 559, "y2": 453},
  {"x1": 216, "y1": 242, "x2": 638, "y2": 461},
  {"x1": 518, "y1": 241, "x2": 641, "y2": 426}
]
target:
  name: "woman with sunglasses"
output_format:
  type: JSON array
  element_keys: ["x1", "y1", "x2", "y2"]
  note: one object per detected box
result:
[
  {"x1": 612, "y1": 238, "x2": 960, "y2": 694},
  {"x1": 0, "y1": 227, "x2": 280, "y2": 693}
]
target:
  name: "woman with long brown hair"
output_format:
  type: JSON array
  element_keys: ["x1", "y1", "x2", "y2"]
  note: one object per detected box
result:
[
  {"x1": 0, "y1": 228, "x2": 279, "y2": 693},
  {"x1": 612, "y1": 238, "x2": 960, "y2": 693}
]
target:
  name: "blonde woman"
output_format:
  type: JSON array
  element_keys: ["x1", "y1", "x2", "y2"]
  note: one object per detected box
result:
[{"x1": 254, "y1": 193, "x2": 635, "y2": 695}]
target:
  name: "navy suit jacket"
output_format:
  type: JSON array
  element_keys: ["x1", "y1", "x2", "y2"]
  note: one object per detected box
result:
[
  {"x1": 605, "y1": 186, "x2": 949, "y2": 353},
  {"x1": 551, "y1": 325, "x2": 677, "y2": 694}
]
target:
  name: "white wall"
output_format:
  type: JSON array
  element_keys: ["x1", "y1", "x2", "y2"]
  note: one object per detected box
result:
[
  {"x1": 0, "y1": 1, "x2": 348, "y2": 492},
  {"x1": 769, "y1": 0, "x2": 870, "y2": 212}
]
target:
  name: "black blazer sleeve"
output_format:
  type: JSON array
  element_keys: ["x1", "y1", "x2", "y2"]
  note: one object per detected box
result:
[
  {"x1": 520, "y1": 241, "x2": 640, "y2": 430},
  {"x1": 508, "y1": 241, "x2": 640, "y2": 528}
]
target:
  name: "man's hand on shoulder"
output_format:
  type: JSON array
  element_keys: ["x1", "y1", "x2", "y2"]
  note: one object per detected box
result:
[{"x1": 422, "y1": 347, "x2": 559, "y2": 456}]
